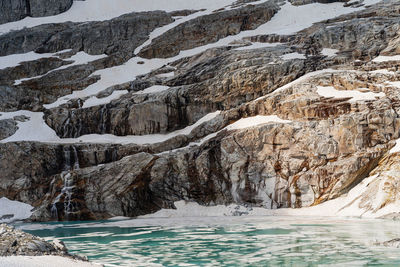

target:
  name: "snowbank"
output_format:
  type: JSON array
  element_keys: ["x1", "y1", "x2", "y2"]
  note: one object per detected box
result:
[
  {"x1": 373, "y1": 55, "x2": 400, "y2": 62},
  {"x1": 43, "y1": 0, "x2": 376, "y2": 109},
  {"x1": 0, "y1": 0, "x2": 239, "y2": 35},
  {"x1": 0, "y1": 110, "x2": 221, "y2": 145},
  {"x1": 321, "y1": 48, "x2": 339, "y2": 57},
  {"x1": 0, "y1": 198, "x2": 33, "y2": 223},
  {"x1": 281, "y1": 52, "x2": 306, "y2": 60},
  {"x1": 316, "y1": 86, "x2": 385, "y2": 102},
  {"x1": 15, "y1": 52, "x2": 107, "y2": 85}
]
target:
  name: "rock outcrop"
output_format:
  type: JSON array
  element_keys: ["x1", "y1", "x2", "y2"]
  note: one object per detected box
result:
[
  {"x1": 1, "y1": 0, "x2": 400, "y2": 221},
  {"x1": 138, "y1": 1, "x2": 281, "y2": 58},
  {"x1": 0, "y1": 0, "x2": 73, "y2": 24},
  {"x1": 0, "y1": 224, "x2": 82, "y2": 259},
  {"x1": 0, "y1": 11, "x2": 174, "y2": 57}
]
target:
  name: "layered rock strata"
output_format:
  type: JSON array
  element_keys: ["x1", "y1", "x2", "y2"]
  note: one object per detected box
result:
[{"x1": 0, "y1": 0, "x2": 400, "y2": 221}]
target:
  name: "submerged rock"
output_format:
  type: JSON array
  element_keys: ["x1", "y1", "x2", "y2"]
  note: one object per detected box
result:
[{"x1": 376, "y1": 238, "x2": 400, "y2": 248}]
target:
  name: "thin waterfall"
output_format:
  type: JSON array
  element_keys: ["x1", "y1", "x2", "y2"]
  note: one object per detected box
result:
[
  {"x1": 62, "y1": 117, "x2": 70, "y2": 138},
  {"x1": 51, "y1": 146, "x2": 80, "y2": 220},
  {"x1": 72, "y1": 146, "x2": 80, "y2": 170}
]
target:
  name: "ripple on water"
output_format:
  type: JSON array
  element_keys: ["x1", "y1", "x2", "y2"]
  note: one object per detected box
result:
[{"x1": 16, "y1": 216, "x2": 400, "y2": 267}]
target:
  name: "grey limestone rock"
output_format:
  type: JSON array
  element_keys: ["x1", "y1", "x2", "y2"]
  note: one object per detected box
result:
[{"x1": 0, "y1": 0, "x2": 73, "y2": 24}]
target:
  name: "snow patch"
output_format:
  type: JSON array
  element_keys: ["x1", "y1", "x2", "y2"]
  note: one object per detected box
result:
[
  {"x1": 390, "y1": 139, "x2": 400, "y2": 154},
  {"x1": 321, "y1": 48, "x2": 339, "y2": 57},
  {"x1": 388, "y1": 81, "x2": 400, "y2": 88},
  {"x1": 161, "y1": 115, "x2": 291, "y2": 155},
  {"x1": 0, "y1": 110, "x2": 221, "y2": 145},
  {"x1": 82, "y1": 90, "x2": 129, "y2": 108},
  {"x1": 281, "y1": 52, "x2": 306, "y2": 60},
  {"x1": 134, "y1": 85, "x2": 169, "y2": 95},
  {"x1": 0, "y1": 51, "x2": 58, "y2": 70},
  {"x1": 156, "y1": 72, "x2": 175, "y2": 78},
  {"x1": 0, "y1": 111, "x2": 60, "y2": 143},
  {"x1": 234, "y1": 42, "x2": 281, "y2": 51},
  {"x1": 0, "y1": 0, "x2": 240, "y2": 35},
  {"x1": 43, "y1": 1, "x2": 373, "y2": 109},
  {"x1": 136, "y1": 171, "x2": 397, "y2": 219},
  {"x1": 141, "y1": 201, "x2": 254, "y2": 218},
  {"x1": 15, "y1": 52, "x2": 107, "y2": 85},
  {"x1": 0, "y1": 197, "x2": 33, "y2": 223},
  {"x1": 316, "y1": 86, "x2": 385, "y2": 102},
  {"x1": 372, "y1": 55, "x2": 400, "y2": 63},
  {"x1": 226, "y1": 115, "x2": 291, "y2": 130},
  {"x1": 369, "y1": 69, "x2": 396, "y2": 75}
]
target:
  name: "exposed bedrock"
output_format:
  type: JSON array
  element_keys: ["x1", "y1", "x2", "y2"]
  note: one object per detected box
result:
[
  {"x1": 1, "y1": 0, "x2": 400, "y2": 222},
  {"x1": 44, "y1": 47, "x2": 321, "y2": 138},
  {"x1": 45, "y1": 89, "x2": 218, "y2": 137},
  {"x1": 0, "y1": 119, "x2": 17, "y2": 140},
  {"x1": 300, "y1": 17, "x2": 400, "y2": 59},
  {"x1": 0, "y1": 11, "x2": 173, "y2": 56},
  {"x1": 0, "y1": 142, "x2": 143, "y2": 206},
  {"x1": 32, "y1": 103, "x2": 398, "y2": 220},
  {"x1": 28, "y1": 67, "x2": 400, "y2": 220},
  {"x1": 0, "y1": 114, "x2": 224, "y2": 207},
  {"x1": 0, "y1": 0, "x2": 73, "y2": 24},
  {"x1": 0, "y1": 55, "x2": 129, "y2": 112},
  {"x1": 138, "y1": 0, "x2": 282, "y2": 59},
  {"x1": 0, "y1": 57, "x2": 70, "y2": 86}
]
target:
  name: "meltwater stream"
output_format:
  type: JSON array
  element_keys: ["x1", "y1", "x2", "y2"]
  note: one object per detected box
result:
[{"x1": 17, "y1": 216, "x2": 400, "y2": 266}]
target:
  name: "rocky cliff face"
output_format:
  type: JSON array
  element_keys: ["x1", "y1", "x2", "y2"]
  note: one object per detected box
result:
[
  {"x1": 1, "y1": 0, "x2": 400, "y2": 221},
  {"x1": 0, "y1": 0, "x2": 73, "y2": 24}
]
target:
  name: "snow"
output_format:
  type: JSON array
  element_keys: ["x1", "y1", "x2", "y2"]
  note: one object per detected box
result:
[
  {"x1": 82, "y1": 90, "x2": 129, "y2": 108},
  {"x1": 255, "y1": 69, "x2": 343, "y2": 102},
  {"x1": 0, "y1": 111, "x2": 60, "y2": 143},
  {"x1": 42, "y1": 0, "x2": 373, "y2": 109},
  {"x1": 160, "y1": 115, "x2": 291, "y2": 155},
  {"x1": 82, "y1": 86, "x2": 169, "y2": 109},
  {"x1": 226, "y1": 115, "x2": 291, "y2": 130},
  {"x1": 280, "y1": 52, "x2": 306, "y2": 60},
  {"x1": 42, "y1": 57, "x2": 172, "y2": 109},
  {"x1": 369, "y1": 69, "x2": 396, "y2": 75},
  {"x1": 156, "y1": 72, "x2": 175, "y2": 78},
  {"x1": 134, "y1": 85, "x2": 169, "y2": 95},
  {"x1": 0, "y1": 256, "x2": 100, "y2": 267},
  {"x1": 389, "y1": 81, "x2": 400, "y2": 88},
  {"x1": 0, "y1": 198, "x2": 33, "y2": 223},
  {"x1": 234, "y1": 42, "x2": 281, "y2": 51},
  {"x1": 372, "y1": 55, "x2": 400, "y2": 63},
  {"x1": 135, "y1": 172, "x2": 396, "y2": 220},
  {"x1": 0, "y1": 0, "x2": 240, "y2": 35},
  {"x1": 390, "y1": 139, "x2": 400, "y2": 154},
  {"x1": 316, "y1": 86, "x2": 385, "y2": 102},
  {"x1": 0, "y1": 111, "x2": 221, "y2": 145},
  {"x1": 15, "y1": 52, "x2": 107, "y2": 85},
  {"x1": 0, "y1": 51, "x2": 58, "y2": 70},
  {"x1": 321, "y1": 48, "x2": 339, "y2": 57},
  {"x1": 141, "y1": 201, "x2": 254, "y2": 218}
]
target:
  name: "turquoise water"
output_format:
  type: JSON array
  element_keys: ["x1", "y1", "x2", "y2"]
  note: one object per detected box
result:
[{"x1": 17, "y1": 216, "x2": 400, "y2": 266}]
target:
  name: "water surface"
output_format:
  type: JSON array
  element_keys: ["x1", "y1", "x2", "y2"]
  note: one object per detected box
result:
[{"x1": 17, "y1": 216, "x2": 400, "y2": 266}]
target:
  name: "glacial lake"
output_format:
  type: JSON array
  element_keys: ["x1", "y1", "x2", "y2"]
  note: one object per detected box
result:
[{"x1": 17, "y1": 216, "x2": 400, "y2": 266}]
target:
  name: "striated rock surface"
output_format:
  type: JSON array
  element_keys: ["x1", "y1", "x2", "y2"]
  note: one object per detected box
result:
[
  {"x1": 138, "y1": 1, "x2": 282, "y2": 58},
  {"x1": 1, "y1": 0, "x2": 400, "y2": 221}
]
